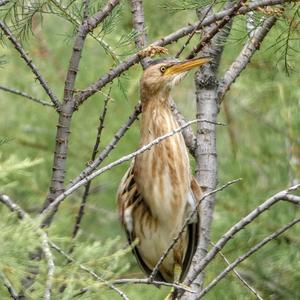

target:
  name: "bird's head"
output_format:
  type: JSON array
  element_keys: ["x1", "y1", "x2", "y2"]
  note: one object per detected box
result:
[{"x1": 140, "y1": 57, "x2": 211, "y2": 101}]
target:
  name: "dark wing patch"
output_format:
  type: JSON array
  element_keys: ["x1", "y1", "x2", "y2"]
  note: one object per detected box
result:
[
  {"x1": 117, "y1": 162, "x2": 165, "y2": 282},
  {"x1": 180, "y1": 176, "x2": 201, "y2": 281}
]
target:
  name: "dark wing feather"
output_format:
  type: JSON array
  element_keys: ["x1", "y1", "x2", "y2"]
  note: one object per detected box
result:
[
  {"x1": 180, "y1": 176, "x2": 201, "y2": 281},
  {"x1": 117, "y1": 162, "x2": 165, "y2": 282}
]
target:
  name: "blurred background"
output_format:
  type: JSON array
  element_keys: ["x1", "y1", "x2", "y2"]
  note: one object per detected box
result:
[{"x1": 0, "y1": 0, "x2": 300, "y2": 299}]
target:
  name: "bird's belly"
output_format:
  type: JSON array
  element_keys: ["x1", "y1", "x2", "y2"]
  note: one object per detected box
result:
[{"x1": 133, "y1": 205, "x2": 187, "y2": 282}]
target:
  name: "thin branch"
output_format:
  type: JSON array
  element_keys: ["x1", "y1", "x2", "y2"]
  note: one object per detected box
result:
[
  {"x1": 0, "y1": 21, "x2": 61, "y2": 111},
  {"x1": 0, "y1": 272, "x2": 19, "y2": 300},
  {"x1": 82, "y1": 0, "x2": 90, "y2": 20},
  {"x1": 75, "y1": 0, "x2": 285, "y2": 105},
  {"x1": 186, "y1": 184, "x2": 300, "y2": 286},
  {"x1": 69, "y1": 104, "x2": 142, "y2": 188},
  {"x1": 187, "y1": 0, "x2": 245, "y2": 60},
  {"x1": 41, "y1": 233, "x2": 55, "y2": 300},
  {"x1": 71, "y1": 87, "x2": 112, "y2": 240},
  {"x1": 198, "y1": 217, "x2": 300, "y2": 298},
  {"x1": 246, "y1": 11, "x2": 256, "y2": 38},
  {"x1": 49, "y1": 0, "x2": 119, "y2": 63},
  {"x1": 149, "y1": 178, "x2": 242, "y2": 282},
  {"x1": 213, "y1": 242, "x2": 264, "y2": 300},
  {"x1": 175, "y1": 0, "x2": 218, "y2": 58},
  {"x1": 0, "y1": 85, "x2": 54, "y2": 107},
  {"x1": 0, "y1": 193, "x2": 25, "y2": 219},
  {"x1": 130, "y1": 0, "x2": 150, "y2": 68},
  {"x1": 49, "y1": 242, "x2": 129, "y2": 300},
  {"x1": 217, "y1": 16, "x2": 277, "y2": 103},
  {"x1": 40, "y1": 119, "x2": 226, "y2": 224},
  {"x1": 112, "y1": 278, "x2": 195, "y2": 293}
]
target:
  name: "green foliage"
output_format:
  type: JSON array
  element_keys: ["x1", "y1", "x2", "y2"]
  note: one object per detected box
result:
[{"x1": 0, "y1": 0, "x2": 300, "y2": 299}]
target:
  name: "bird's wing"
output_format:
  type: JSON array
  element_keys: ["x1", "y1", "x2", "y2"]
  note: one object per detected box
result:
[
  {"x1": 117, "y1": 161, "x2": 165, "y2": 282},
  {"x1": 180, "y1": 176, "x2": 201, "y2": 281}
]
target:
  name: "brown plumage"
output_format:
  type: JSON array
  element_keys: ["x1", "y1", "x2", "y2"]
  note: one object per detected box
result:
[{"x1": 117, "y1": 57, "x2": 210, "y2": 283}]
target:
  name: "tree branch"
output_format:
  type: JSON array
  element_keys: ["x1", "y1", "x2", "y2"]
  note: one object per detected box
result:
[
  {"x1": 71, "y1": 87, "x2": 112, "y2": 241},
  {"x1": 187, "y1": 0, "x2": 244, "y2": 60},
  {"x1": 0, "y1": 272, "x2": 19, "y2": 300},
  {"x1": 186, "y1": 184, "x2": 300, "y2": 286},
  {"x1": 68, "y1": 104, "x2": 142, "y2": 188},
  {"x1": 49, "y1": 241, "x2": 129, "y2": 300},
  {"x1": 0, "y1": 85, "x2": 54, "y2": 107},
  {"x1": 217, "y1": 16, "x2": 277, "y2": 103},
  {"x1": 0, "y1": 21, "x2": 61, "y2": 111},
  {"x1": 41, "y1": 233, "x2": 55, "y2": 300},
  {"x1": 130, "y1": 0, "x2": 150, "y2": 68},
  {"x1": 214, "y1": 242, "x2": 264, "y2": 300},
  {"x1": 0, "y1": 0, "x2": 10, "y2": 7},
  {"x1": 198, "y1": 217, "x2": 300, "y2": 298}
]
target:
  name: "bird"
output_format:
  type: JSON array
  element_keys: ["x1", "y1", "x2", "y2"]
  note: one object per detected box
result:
[{"x1": 117, "y1": 57, "x2": 210, "y2": 296}]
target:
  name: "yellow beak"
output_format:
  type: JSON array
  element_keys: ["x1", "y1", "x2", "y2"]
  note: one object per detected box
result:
[{"x1": 164, "y1": 57, "x2": 211, "y2": 76}]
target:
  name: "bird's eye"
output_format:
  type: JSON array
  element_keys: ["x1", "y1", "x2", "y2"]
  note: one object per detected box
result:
[{"x1": 160, "y1": 66, "x2": 166, "y2": 73}]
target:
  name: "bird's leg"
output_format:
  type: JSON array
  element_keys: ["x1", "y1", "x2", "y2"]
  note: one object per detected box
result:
[{"x1": 164, "y1": 263, "x2": 182, "y2": 300}]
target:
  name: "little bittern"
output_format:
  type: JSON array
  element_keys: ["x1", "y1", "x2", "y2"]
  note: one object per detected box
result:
[{"x1": 117, "y1": 57, "x2": 210, "y2": 289}]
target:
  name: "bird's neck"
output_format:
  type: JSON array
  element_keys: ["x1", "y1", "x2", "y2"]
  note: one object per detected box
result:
[{"x1": 140, "y1": 95, "x2": 175, "y2": 142}]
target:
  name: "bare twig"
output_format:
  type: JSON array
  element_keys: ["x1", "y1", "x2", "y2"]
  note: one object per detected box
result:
[
  {"x1": 0, "y1": 193, "x2": 25, "y2": 219},
  {"x1": 0, "y1": 272, "x2": 19, "y2": 300},
  {"x1": 112, "y1": 278, "x2": 195, "y2": 293},
  {"x1": 217, "y1": 16, "x2": 277, "y2": 103},
  {"x1": 149, "y1": 178, "x2": 242, "y2": 282},
  {"x1": 49, "y1": 242, "x2": 129, "y2": 300},
  {"x1": 186, "y1": 184, "x2": 300, "y2": 286},
  {"x1": 40, "y1": 119, "x2": 226, "y2": 224},
  {"x1": 198, "y1": 217, "x2": 300, "y2": 298},
  {"x1": 69, "y1": 104, "x2": 142, "y2": 188},
  {"x1": 175, "y1": 0, "x2": 218, "y2": 58},
  {"x1": 0, "y1": 85, "x2": 54, "y2": 107},
  {"x1": 82, "y1": 0, "x2": 90, "y2": 20},
  {"x1": 71, "y1": 87, "x2": 112, "y2": 240},
  {"x1": 41, "y1": 233, "x2": 55, "y2": 300},
  {"x1": 187, "y1": 0, "x2": 245, "y2": 60},
  {"x1": 213, "y1": 242, "x2": 264, "y2": 300},
  {"x1": 246, "y1": 11, "x2": 256, "y2": 38},
  {"x1": 130, "y1": 0, "x2": 150, "y2": 68},
  {"x1": 0, "y1": 21, "x2": 61, "y2": 111}
]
